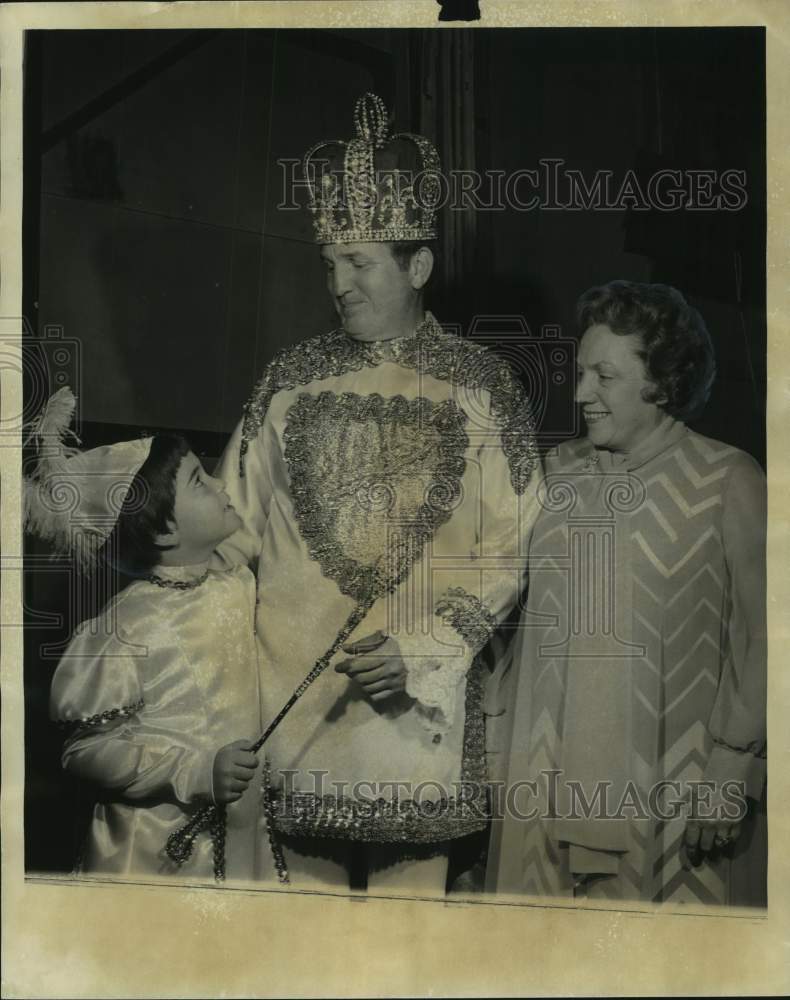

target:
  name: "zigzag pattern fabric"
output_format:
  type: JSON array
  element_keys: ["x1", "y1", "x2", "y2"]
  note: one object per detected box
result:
[{"x1": 492, "y1": 424, "x2": 766, "y2": 905}]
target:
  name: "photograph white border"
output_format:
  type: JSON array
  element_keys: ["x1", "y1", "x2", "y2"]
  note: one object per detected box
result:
[{"x1": 2, "y1": 3, "x2": 788, "y2": 996}]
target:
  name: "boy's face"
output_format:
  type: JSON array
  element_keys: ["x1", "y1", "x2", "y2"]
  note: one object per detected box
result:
[{"x1": 169, "y1": 451, "x2": 241, "y2": 556}]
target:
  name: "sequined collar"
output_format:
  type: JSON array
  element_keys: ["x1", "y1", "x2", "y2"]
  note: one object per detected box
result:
[
  {"x1": 147, "y1": 561, "x2": 211, "y2": 590},
  {"x1": 343, "y1": 311, "x2": 442, "y2": 361}
]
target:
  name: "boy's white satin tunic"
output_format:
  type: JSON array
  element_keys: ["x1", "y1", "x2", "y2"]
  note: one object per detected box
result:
[{"x1": 50, "y1": 564, "x2": 271, "y2": 882}]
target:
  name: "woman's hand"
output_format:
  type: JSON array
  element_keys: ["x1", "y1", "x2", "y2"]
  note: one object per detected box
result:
[
  {"x1": 212, "y1": 739, "x2": 258, "y2": 804},
  {"x1": 681, "y1": 817, "x2": 742, "y2": 869}
]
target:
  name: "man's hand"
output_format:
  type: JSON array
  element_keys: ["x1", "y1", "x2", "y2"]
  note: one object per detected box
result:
[
  {"x1": 681, "y1": 817, "x2": 742, "y2": 870},
  {"x1": 212, "y1": 739, "x2": 258, "y2": 805},
  {"x1": 335, "y1": 631, "x2": 408, "y2": 703}
]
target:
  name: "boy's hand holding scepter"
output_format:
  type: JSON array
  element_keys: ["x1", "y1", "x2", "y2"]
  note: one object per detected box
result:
[{"x1": 165, "y1": 557, "x2": 391, "y2": 880}]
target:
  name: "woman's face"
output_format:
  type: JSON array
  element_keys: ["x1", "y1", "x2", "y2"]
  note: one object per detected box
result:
[{"x1": 576, "y1": 324, "x2": 666, "y2": 454}]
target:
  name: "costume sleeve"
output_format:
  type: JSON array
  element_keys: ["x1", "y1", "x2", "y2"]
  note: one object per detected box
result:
[
  {"x1": 50, "y1": 625, "x2": 216, "y2": 807},
  {"x1": 702, "y1": 453, "x2": 767, "y2": 801},
  {"x1": 212, "y1": 394, "x2": 274, "y2": 573},
  {"x1": 393, "y1": 370, "x2": 543, "y2": 732}
]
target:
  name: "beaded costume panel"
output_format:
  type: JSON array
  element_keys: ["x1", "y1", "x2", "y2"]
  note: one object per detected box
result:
[
  {"x1": 283, "y1": 391, "x2": 468, "y2": 603},
  {"x1": 239, "y1": 313, "x2": 538, "y2": 497}
]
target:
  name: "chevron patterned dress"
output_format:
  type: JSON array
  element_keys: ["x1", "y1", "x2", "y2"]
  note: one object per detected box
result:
[{"x1": 490, "y1": 420, "x2": 766, "y2": 905}]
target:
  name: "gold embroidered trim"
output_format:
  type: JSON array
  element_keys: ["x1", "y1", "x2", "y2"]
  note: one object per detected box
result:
[
  {"x1": 56, "y1": 698, "x2": 144, "y2": 730},
  {"x1": 436, "y1": 587, "x2": 498, "y2": 655},
  {"x1": 238, "y1": 313, "x2": 538, "y2": 495},
  {"x1": 282, "y1": 391, "x2": 468, "y2": 602},
  {"x1": 270, "y1": 657, "x2": 489, "y2": 843}
]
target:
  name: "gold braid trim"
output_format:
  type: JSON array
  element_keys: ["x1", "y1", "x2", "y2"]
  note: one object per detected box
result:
[
  {"x1": 55, "y1": 698, "x2": 145, "y2": 730},
  {"x1": 238, "y1": 314, "x2": 539, "y2": 495},
  {"x1": 435, "y1": 587, "x2": 498, "y2": 655}
]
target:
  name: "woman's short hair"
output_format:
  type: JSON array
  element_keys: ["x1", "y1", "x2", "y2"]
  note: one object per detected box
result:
[
  {"x1": 104, "y1": 433, "x2": 191, "y2": 577},
  {"x1": 576, "y1": 280, "x2": 716, "y2": 421}
]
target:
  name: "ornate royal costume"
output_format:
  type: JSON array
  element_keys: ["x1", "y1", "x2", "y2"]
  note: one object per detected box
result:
[
  {"x1": 217, "y1": 312, "x2": 541, "y2": 844},
  {"x1": 215, "y1": 93, "x2": 541, "y2": 851}
]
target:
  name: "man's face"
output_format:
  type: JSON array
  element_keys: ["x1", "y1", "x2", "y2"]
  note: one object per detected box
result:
[{"x1": 320, "y1": 242, "x2": 417, "y2": 341}]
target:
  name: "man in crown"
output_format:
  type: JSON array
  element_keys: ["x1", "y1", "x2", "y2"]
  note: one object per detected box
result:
[{"x1": 216, "y1": 93, "x2": 541, "y2": 894}]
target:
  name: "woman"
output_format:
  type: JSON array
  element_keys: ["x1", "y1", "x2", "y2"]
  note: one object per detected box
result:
[{"x1": 486, "y1": 281, "x2": 766, "y2": 905}]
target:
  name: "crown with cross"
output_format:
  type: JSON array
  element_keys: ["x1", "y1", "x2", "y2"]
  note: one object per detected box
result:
[{"x1": 302, "y1": 93, "x2": 442, "y2": 245}]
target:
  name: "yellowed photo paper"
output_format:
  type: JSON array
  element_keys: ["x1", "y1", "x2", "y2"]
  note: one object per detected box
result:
[{"x1": 2, "y1": 2, "x2": 788, "y2": 996}]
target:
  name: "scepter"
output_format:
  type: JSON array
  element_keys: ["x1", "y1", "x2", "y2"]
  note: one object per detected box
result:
[{"x1": 165, "y1": 559, "x2": 392, "y2": 882}]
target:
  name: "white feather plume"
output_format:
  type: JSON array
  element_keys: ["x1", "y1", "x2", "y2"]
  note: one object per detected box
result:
[
  {"x1": 23, "y1": 387, "x2": 101, "y2": 567},
  {"x1": 23, "y1": 386, "x2": 80, "y2": 454}
]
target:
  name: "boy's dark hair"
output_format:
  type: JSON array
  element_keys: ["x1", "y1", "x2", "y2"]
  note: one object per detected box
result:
[{"x1": 104, "y1": 434, "x2": 191, "y2": 577}]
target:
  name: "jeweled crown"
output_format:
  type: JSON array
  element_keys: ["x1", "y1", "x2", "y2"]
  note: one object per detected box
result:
[{"x1": 302, "y1": 93, "x2": 441, "y2": 245}]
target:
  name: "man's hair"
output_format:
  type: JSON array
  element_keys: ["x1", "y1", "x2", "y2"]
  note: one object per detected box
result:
[
  {"x1": 576, "y1": 280, "x2": 716, "y2": 421},
  {"x1": 388, "y1": 240, "x2": 439, "y2": 281},
  {"x1": 104, "y1": 434, "x2": 191, "y2": 577}
]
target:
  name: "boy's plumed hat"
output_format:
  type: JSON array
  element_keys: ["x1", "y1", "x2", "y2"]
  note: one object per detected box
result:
[{"x1": 24, "y1": 387, "x2": 152, "y2": 571}]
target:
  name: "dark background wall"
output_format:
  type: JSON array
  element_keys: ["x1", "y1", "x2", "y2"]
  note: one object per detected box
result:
[
  {"x1": 28, "y1": 28, "x2": 400, "y2": 439},
  {"x1": 472, "y1": 28, "x2": 765, "y2": 460},
  {"x1": 23, "y1": 27, "x2": 766, "y2": 872}
]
